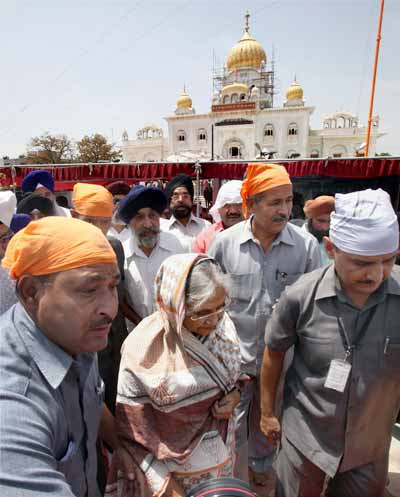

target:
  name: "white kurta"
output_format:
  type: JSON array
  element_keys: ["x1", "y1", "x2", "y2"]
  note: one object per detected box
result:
[
  {"x1": 123, "y1": 232, "x2": 184, "y2": 319},
  {"x1": 160, "y1": 214, "x2": 211, "y2": 252}
]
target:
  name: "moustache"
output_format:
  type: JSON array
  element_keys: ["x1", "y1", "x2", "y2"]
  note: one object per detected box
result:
[
  {"x1": 272, "y1": 215, "x2": 288, "y2": 223},
  {"x1": 89, "y1": 318, "x2": 113, "y2": 330},
  {"x1": 137, "y1": 227, "x2": 159, "y2": 237}
]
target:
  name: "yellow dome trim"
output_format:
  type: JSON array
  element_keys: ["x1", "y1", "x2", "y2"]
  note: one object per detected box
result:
[
  {"x1": 226, "y1": 12, "x2": 266, "y2": 72},
  {"x1": 221, "y1": 82, "x2": 249, "y2": 95},
  {"x1": 286, "y1": 78, "x2": 304, "y2": 101},
  {"x1": 176, "y1": 88, "x2": 192, "y2": 109}
]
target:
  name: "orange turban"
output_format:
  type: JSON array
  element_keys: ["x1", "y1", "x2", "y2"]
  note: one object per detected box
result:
[
  {"x1": 303, "y1": 196, "x2": 335, "y2": 219},
  {"x1": 2, "y1": 217, "x2": 117, "y2": 279},
  {"x1": 72, "y1": 183, "x2": 113, "y2": 218},
  {"x1": 241, "y1": 163, "x2": 292, "y2": 217}
]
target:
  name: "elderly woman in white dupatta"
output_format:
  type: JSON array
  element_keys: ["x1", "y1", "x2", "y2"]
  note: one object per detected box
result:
[{"x1": 106, "y1": 253, "x2": 242, "y2": 497}]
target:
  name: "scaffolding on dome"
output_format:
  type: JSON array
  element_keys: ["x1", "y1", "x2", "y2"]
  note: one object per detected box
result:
[{"x1": 211, "y1": 53, "x2": 277, "y2": 108}]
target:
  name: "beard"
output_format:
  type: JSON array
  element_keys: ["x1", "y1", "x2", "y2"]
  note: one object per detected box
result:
[
  {"x1": 308, "y1": 219, "x2": 329, "y2": 242},
  {"x1": 135, "y1": 226, "x2": 160, "y2": 249},
  {"x1": 172, "y1": 204, "x2": 191, "y2": 220}
]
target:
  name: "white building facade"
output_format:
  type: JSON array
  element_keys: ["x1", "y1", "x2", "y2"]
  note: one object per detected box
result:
[{"x1": 121, "y1": 13, "x2": 382, "y2": 162}]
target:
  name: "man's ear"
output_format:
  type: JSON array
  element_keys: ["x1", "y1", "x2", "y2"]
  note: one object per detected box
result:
[
  {"x1": 323, "y1": 236, "x2": 335, "y2": 260},
  {"x1": 17, "y1": 275, "x2": 44, "y2": 313}
]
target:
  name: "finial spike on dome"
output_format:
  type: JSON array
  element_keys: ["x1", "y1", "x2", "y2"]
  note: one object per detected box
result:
[{"x1": 244, "y1": 11, "x2": 250, "y2": 33}]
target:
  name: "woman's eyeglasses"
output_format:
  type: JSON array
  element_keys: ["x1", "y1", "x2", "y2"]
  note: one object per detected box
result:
[{"x1": 188, "y1": 297, "x2": 231, "y2": 322}]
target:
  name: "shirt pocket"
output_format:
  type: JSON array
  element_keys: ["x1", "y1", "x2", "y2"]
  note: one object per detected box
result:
[
  {"x1": 229, "y1": 273, "x2": 260, "y2": 313},
  {"x1": 298, "y1": 336, "x2": 335, "y2": 374},
  {"x1": 381, "y1": 339, "x2": 400, "y2": 378},
  {"x1": 276, "y1": 271, "x2": 303, "y2": 297}
]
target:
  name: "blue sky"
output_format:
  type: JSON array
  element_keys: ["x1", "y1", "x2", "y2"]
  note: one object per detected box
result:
[{"x1": 0, "y1": 0, "x2": 398, "y2": 157}]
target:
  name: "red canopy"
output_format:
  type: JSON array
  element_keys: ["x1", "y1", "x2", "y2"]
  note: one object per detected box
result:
[{"x1": 1, "y1": 157, "x2": 399, "y2": 191}]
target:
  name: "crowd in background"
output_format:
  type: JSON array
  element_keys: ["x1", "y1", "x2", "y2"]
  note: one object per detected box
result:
[{"x1": 0, "y1": 164, "x2": 399, "y2": 497}]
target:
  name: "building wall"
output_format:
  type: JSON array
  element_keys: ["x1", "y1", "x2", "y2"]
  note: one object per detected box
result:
[
  {"x1": 122, "y1": 109, "x2": 382, "y2": 161},
  {"x1": 121, "y1": 137, "x2": 168, "y2": 162}
]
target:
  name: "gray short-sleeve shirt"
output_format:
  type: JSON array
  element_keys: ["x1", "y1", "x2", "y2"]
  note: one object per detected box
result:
[
  {"x1": 0, "y1": 304, "x2": 103, "y2": 497},
  {"x1": 209, "y1": 218, "x2": 322, "y2": 376},
  {"x1": 265, "y1": 265, "x2": 400, "y2": 476}
]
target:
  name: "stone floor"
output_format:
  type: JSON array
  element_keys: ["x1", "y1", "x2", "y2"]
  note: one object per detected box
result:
[{"x1": 249, "y1": 426, "x2": 400, "y2": 497}]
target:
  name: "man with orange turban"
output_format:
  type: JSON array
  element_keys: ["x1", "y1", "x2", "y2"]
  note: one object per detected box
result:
[
  {"x1": 302, "y1": 195, "x2": 335, "y2": 265},
  {"x1": 209, "y1": 163, "x2": 321, "y2": 485},
  {"x1": 71, "y1": 182, "x2": 114, "y2": 234},
  {"x1": 0, "y1": 217, "x2": 120, "y2": 497}
]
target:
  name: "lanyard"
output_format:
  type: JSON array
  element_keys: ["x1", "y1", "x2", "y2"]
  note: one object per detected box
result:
[{"x1": 334, "y1": 300, "x2": 378, "y2": 362}]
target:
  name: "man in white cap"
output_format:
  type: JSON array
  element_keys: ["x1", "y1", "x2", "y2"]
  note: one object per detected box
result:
[
  {"x1": 261, "y1": 188, "x2": 400, "y2": 497},
  {"x1": 0, "y1": 191, "x2": 18, "y2": 315},
  {"x1": 193, "y1": 180, "x2": 244, "y2": 253}
]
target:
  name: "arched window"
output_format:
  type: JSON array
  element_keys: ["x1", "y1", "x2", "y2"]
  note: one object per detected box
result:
[
  {"x1": 240, "y1": 93, "x2": 246, "y2": 101},
  {"x1": 229, "y1": 146, "x2": 241, "y2": 158},
  {"x1": 264, "y1": 124, "x2": 274, "y2": 137},
  {"x1": 288, "y1": 123, "x2": 298, "y2": 136},
  {"x1": 177, "y1": 130, "x2": 186, "y2": 142},
  {"x1": 198, "y1": 129, "x2": 207, "y2": 141},
  {"x1": 310, "y1": 149, "x2": 319, "y2": 158},
  {"x1": 287, "y1": 149, "x2": 299, "y2": 159},
  {"x1": 231, "y1": 93, "x2": 239, "y2": 104},
  {"x1": 223, "y1": 95, "x2": 230, "y2": 104}
]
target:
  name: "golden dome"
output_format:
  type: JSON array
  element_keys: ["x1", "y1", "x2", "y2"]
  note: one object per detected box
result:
[
  {"x1": 286, "y1": 78, "x2": 304, "y2": 101},
  {"x1": 226, "y1": 12, "x2": 266, "y2": 72},
  {"x1": 176, "y1": 88, "x2": 192, "y2": 109},
  {"x1": 221, "y1": 82, "x2": 249, "y2": 94}
]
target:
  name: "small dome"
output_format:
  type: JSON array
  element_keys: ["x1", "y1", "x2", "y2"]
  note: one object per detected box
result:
[
  {"x1": 221, "y1": 82, "x2": 249, "y2": 95},
  {"x1": 176, "y1": 88, "x2": 192, "y2": 109},
  {"x1": 286, "y1": 78, "x2": 304, "y2": 101},
  {"x1": 226, "y1": 13, "x2": 266, "y2": 72}
]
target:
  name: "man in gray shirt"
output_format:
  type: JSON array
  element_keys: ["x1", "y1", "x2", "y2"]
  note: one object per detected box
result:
[
  {"x1": 209, "y1": 163, "x2": 321, "y2": 482},
  {"x1": 262, "y1": 189, "x2": 400, "y2": 497},
  {"x1": 0, "y1": 217, "x2": 120, "y2": 497}
]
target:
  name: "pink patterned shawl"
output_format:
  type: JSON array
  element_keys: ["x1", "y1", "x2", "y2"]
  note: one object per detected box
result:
[{"x1": 106, "y1": 253, "x2": 241, "y2": 497}]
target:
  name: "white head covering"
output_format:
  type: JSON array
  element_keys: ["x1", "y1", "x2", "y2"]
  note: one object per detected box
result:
[
  {"x1": 209, "y1": 180, "x2": 243, "y2": 222},
  {"x1": 0, "y1": 191, "x2": 17, "y2": 228},
  {"x1": 330, "y1": 188, "x2": 399, "y2": 256}
]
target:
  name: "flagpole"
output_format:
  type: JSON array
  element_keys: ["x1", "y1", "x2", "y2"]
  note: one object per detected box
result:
[{"x1": 365, "y1": 0, "x2": 385, "y2": 157}]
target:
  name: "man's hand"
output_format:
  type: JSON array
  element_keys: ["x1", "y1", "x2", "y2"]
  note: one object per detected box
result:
[
  {"x1": 165, "y1": 477, "x2": 186, "y2": 497},
  {"x1": 211, "y1": 389, "x2": 241, "y2": 420},
  {"x1": 260, "y1": 414, "x2": 281, "y2": 446}
]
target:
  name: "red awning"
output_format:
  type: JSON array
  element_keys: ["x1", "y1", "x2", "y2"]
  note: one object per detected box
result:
[{"x1": 1, "y1": 158, "x2": 399, "y2": 191}]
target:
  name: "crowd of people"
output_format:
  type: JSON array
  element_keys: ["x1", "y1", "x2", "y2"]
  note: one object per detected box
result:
[{"x1": 0, "y1": 163, "x2": 399, "y2": 497}]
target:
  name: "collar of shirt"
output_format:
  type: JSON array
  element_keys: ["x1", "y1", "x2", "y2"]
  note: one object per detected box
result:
[
  {"x1": 239, "y1": 216, "x2": 296, "y2": 247},
  {"x1": 166, "y1": 213, "x2": 203, "y2": 229},
  {"x1": 14, "y1": 303, "x2": 75, "y2": 390},
  {"x1": 315, "y1": 264, "x2": 400, "y2": 306}
]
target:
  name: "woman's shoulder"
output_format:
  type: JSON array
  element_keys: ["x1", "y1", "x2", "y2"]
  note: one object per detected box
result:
[{"x1": 121, "y1": 312, "x2": 164, "y2": 353}]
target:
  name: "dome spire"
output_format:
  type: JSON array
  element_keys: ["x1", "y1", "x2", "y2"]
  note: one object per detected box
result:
[{"x1": 244, "y1": 10, "x2": 250, "y2": 33}]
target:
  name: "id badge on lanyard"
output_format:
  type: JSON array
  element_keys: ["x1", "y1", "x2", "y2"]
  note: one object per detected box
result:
[
  {"x1": 324, "y1": 359, "x2": 352, "y2": 392},
  {"x1": 324, "y1": 302, "x2": 377, "y2": 393}
]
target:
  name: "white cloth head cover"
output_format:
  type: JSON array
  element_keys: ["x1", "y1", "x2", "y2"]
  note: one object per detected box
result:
[
  {"x1": 330, "y1": 188, "x2": 399, "y2": 256},
  {"x1": 209, "y1": 180, "x2": 243, "y2": 222},
  {"x1": 0, "y1": 190, "x2": 17, "y2": 228}
]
